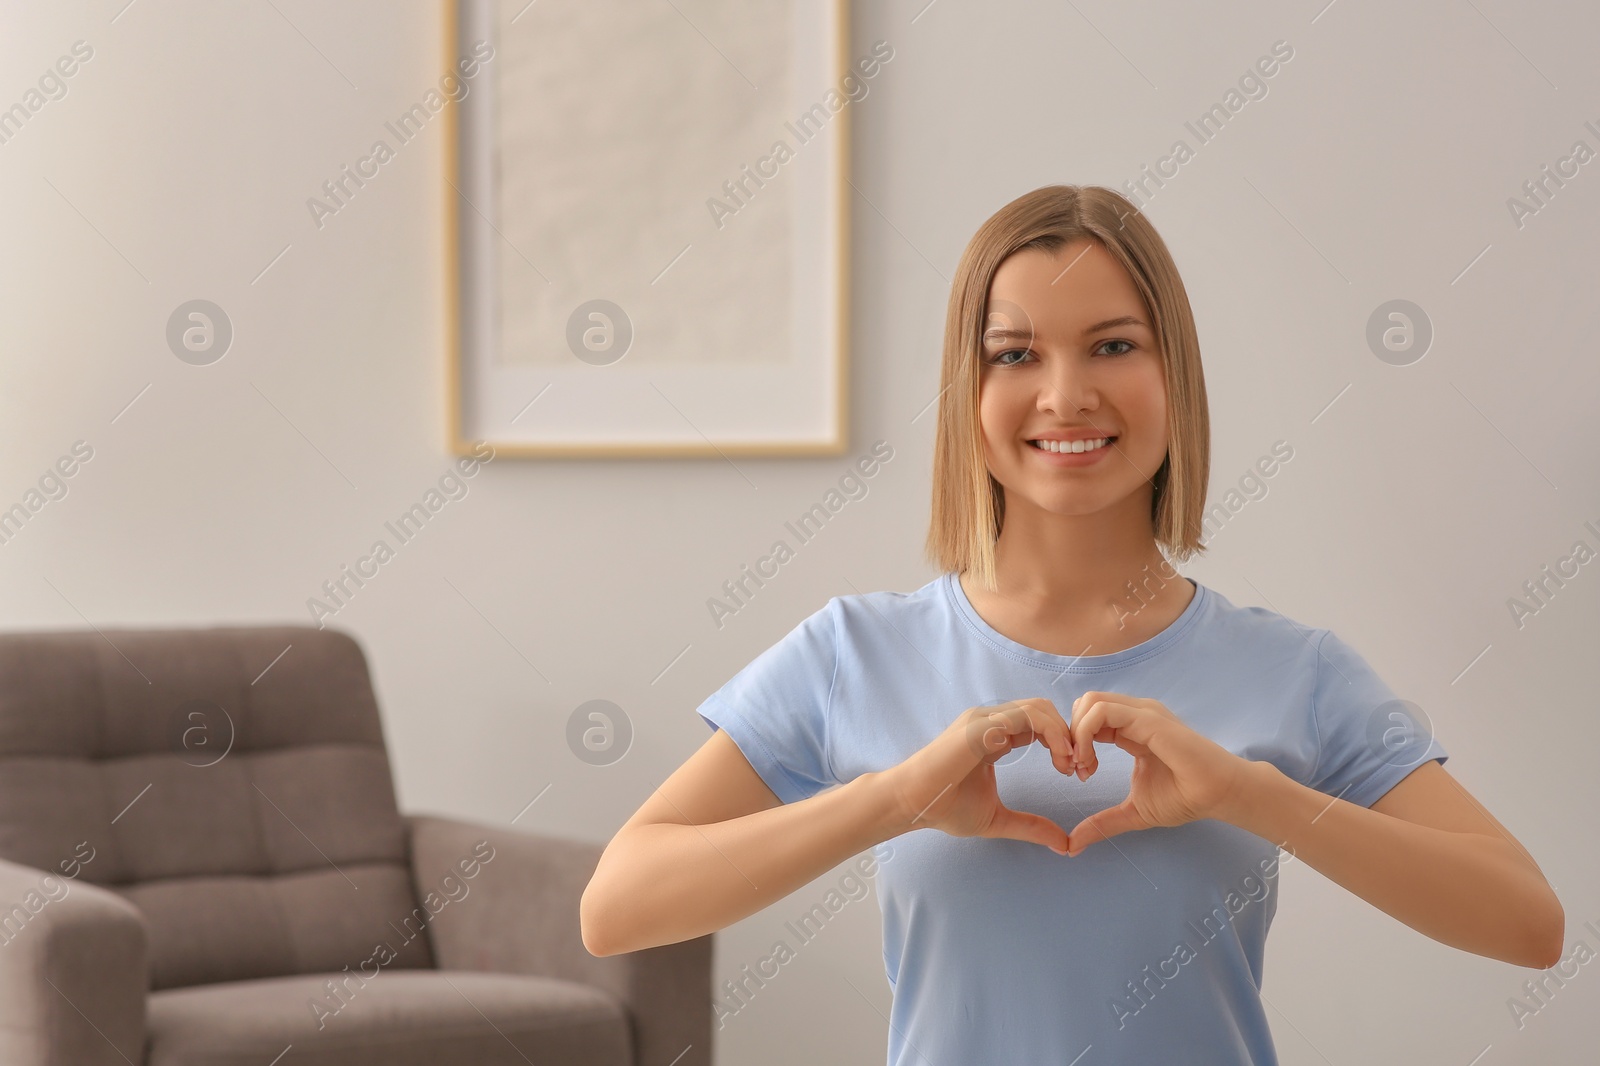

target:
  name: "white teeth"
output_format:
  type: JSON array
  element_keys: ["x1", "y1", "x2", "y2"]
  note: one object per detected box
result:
[{"x1": 1030, "y1": 437, "x2": 1111, "y2": 454}]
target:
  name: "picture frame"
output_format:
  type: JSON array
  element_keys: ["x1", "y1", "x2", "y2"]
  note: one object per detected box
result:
[{"x1": 443, "y1": 0, "x2": 853, "y2": 458}]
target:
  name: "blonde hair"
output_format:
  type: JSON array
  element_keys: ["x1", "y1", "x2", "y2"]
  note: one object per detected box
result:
[{"x1": 925, "y1": 184, "x2": 1210, "y2": 591}]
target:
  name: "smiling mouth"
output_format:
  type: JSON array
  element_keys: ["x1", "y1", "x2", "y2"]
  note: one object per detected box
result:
[{"x1": 1028, "y1": 436, "x2": 1115, "y2": 454}]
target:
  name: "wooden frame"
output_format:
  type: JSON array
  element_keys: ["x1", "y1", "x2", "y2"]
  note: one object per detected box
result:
[{"x1": 442, "y1": 0, "x2": 852, "y2": 458}]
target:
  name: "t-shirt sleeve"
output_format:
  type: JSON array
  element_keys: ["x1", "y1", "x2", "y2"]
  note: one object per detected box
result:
[
  {"x1": 1306, "y1": 628, "x2": 1449, "y2": 808},
  {"x1": 696, "y1": 598, "x2": 839, "y2": 804}
]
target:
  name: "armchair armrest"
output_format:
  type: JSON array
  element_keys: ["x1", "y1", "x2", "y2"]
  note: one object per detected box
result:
[
  {"x1": 407, "y1": 813, "x2": 711, "y2": 1066},
  {"x1": 0, "y1": 857, "x2": 146, "y2": 1066}
]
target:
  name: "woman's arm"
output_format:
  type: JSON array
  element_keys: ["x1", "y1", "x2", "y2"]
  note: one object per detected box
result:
[
  {"x1": 581, "y1": 729, "x2": 904, "y2": 957},
  {"x1": 1217, "y1": 758, "x2": 1565, "y2": 969},
  {"x1": 1061, "y1": 692, "x2": 1565, "y2": 970},
  {"x1": 583, "y1": 700, "x2": 1080, "y2": 956}
]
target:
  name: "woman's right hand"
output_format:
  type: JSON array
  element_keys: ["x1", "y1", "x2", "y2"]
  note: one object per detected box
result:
[{"x1": 882, "y1": 699, "x2": 1077, "y2": 855}]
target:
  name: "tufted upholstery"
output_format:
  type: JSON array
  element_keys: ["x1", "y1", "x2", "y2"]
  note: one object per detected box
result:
[
  {"x1": 0, "y1": 623, "x2": 711, "y2": 1066},
  {"x1": 0, "y1": 625, "x2": 433, "y2": 990}
]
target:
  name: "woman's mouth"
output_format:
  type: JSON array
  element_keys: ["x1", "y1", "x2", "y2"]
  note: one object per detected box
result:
[{"x1": 1028, "y1": 436, "x2": 1114, "y2": 454}]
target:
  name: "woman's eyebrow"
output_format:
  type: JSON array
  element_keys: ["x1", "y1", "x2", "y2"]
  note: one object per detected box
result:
[
  {"x1": 1080, "y1": 314, "x2": 1148, "y2": 334},
  {"x1": 981, "y1": 315, "x2": 1149, "y2": 346},
  {"x1": 982, "y1": 326, "x2": 1034, "y2": 345}
]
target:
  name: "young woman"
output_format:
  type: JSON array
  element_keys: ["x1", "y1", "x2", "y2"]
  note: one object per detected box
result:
[{"x1": 580, "y1": 185, "x2": 1564, "y2": 1064}]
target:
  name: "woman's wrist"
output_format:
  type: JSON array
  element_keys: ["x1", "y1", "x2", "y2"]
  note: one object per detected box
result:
[
  {"x1": 1209, "y1": 757, "x2": 1288, "y2": 831},
  {"x1": 850, "y1": 768, "x2": 913, "y2": 842}
]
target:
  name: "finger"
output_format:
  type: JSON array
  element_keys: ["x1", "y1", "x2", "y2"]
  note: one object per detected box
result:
[
  {"x1": 988, "y1": 706, "x2": 1039, "y2": 746},
  {"x1": 1066, "y1": 799, "x2": 1145, "y2": 856},
  {"x1": 1067, "y1": 695, "x2": 1102, "y2": 780},
  {"x1": 976, "y1": 715, "x2": 1012, "y2": 755},
  {"x1": 972, "y1": 701, "x2": 1077, "y2": 775},
  {"x1": 1074, "y1": 691, "x2": 1142, "y2": 725},
  {"x1": 966, "y1": 707, "x2": 1032, "y2": 770},
  {"x1": 1074, "y1": 690, "x2": 1116, "y2": 721},
  {"x1": 985, "y1": 804, "x2": 1072, "y2": 855},
  {"x1": 1072, "y1": 699, "x2": 1158, "y2": 777},
  {"x1": 973, "y1": 711, "x2": 1035, "y2": 765},
  {"x1": 1021, "y1": 698, "x2": 1075, "y2": 775},
  {"x1": 1069, "y1": 693, "x2": 1103, "y2": 779},
  {"x1": 1071, "y1": 700, "x2": 1137, "y2": 780}
]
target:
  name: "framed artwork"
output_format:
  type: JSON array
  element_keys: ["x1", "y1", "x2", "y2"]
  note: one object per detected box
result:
[{"x1": 443, "y1": 0, "x2": 853, "y2": 457}]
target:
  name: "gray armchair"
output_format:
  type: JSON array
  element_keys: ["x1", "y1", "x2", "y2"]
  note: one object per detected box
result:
[{"x1": 0, "y1": 624, "x2": 710, "y2": 1066}]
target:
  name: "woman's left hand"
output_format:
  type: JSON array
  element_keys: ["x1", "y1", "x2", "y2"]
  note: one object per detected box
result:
[{"x1": 1063, "y1": 691, "x2": 1256, "y2": 856}]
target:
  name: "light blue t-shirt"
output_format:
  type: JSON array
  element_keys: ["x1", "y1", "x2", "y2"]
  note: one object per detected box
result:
[{"x1": 697, "y1": 571, "x2": 1449, "y2": 1065}]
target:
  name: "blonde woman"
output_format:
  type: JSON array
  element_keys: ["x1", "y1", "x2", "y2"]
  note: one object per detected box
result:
[{"x1": 581, "y1": 185, "x2": 1563, "y2": 1064}]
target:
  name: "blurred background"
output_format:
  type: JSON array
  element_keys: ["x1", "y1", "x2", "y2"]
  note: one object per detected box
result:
[{"x1": 1, "y1": 1, "x2": 1596, "y2": 1063}]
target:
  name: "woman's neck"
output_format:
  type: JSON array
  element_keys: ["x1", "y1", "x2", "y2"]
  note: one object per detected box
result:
[{"x1": 961, "y1": 500, "x2": 1193, "y2": 656}]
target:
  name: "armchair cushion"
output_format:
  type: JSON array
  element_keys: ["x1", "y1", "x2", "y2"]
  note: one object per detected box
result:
[
  {"x1": 0, "y1": 626, "x2": 434, "y2": 990},
  {"x1": 146, "y1": 970, "x2": 629, "y2": 1066}
]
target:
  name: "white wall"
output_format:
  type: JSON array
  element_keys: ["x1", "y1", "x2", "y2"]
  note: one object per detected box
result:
[{"x1": 2, "y1": 2, "x2": 1596, "y2": 1063}]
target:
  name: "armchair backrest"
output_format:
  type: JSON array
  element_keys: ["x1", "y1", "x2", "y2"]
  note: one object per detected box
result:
[{"x1": 0, "y1": 625, "x2": 434, "y2": 989}]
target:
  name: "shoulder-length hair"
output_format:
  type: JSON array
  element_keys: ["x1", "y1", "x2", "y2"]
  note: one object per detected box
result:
[{"x1": 925, "y1": 184, "x2": 1210, "y2": 590}]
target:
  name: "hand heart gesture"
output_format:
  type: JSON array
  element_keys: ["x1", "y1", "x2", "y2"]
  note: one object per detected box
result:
[{"x1": 1062, "y1": 691, "x2": 1252, "y2": 857}]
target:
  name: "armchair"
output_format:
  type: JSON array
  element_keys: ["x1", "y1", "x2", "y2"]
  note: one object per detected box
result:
[{"x1": 0, "y1": 624, "x2": 710, "y2": 1066}]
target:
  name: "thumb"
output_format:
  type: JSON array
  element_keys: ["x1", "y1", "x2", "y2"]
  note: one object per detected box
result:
[
  {"x1": 985, "y1": 805, "x2": 1072, "y2": 855},
  {"x1": 1066, "y1": 800, "x2": 1144, "y2": 857}
]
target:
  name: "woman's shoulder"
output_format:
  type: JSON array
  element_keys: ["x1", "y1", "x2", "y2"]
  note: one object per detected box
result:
[
  {"x1": 755, "y1": 577, "x2": 943, "y2": 652},
  {"x1": 825, "y1": 573, "x2": 950, "y2": 627},
  {"x1": 1189, "y1": 580, "x2": 1333, "y2": 657},
  {"x1": 1188, "y1": 583, "x2": 1402, "y2": 694}
]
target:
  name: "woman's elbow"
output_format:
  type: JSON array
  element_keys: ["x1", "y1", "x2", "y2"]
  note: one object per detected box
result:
[
  {"x1": 580, "y1": 880, "x2": 623, "y2": 957},
  {"x1": 1530, "y1": 893, "x2": 1566, "y2": 970},
  {"x1": 1501, "y1": 881, "x2": 1567, "y2": 970}
]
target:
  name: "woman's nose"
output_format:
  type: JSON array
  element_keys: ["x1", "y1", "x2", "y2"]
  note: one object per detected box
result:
[{"x1": 1039, "y1": 353, "x2": 1097, "y2": 415}]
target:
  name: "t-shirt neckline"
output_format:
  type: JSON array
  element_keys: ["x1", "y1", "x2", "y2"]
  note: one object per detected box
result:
[{"x1": 943, "y1": 570, "x2": 1208, "y2": 672}]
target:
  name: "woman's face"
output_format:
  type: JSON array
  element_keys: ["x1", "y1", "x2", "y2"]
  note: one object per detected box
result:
[{"x1": 978, "y1": 239, "x2": 1169, "y2": 520}]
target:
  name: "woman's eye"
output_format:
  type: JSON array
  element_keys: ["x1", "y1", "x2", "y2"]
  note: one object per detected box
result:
[{"x1": 987, "y1": 341, "x2": 1133, "y2": 365}]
